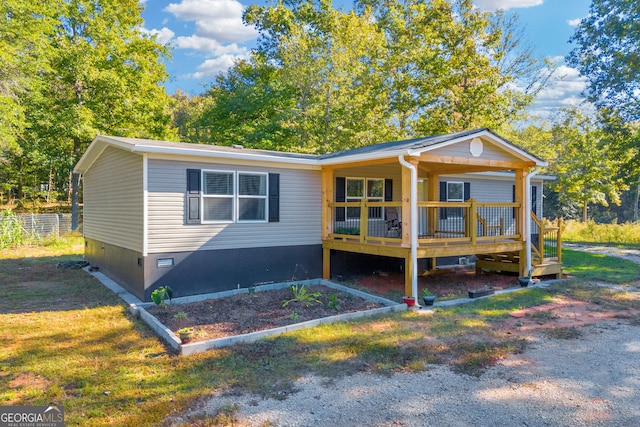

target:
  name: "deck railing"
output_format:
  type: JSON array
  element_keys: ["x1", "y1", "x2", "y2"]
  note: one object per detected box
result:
[
  {"x1": 329, "y1": 199, "x2": 521, "y2": 245},
  {"x1": 531, "y1": 212, "x2": 562, "y2": 264}
]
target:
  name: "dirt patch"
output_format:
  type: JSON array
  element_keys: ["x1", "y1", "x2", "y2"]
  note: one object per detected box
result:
[
  {"x1": 353, "y1": 267, "x2": 522, "y2": 300},
  {"x1": 146, "y1": 285, "x2": 383, "y2": 342}
]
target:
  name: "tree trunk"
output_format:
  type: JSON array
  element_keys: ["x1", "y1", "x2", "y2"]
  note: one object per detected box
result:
[
  {"x1": 635, "y1": 176, "x2": 640, "y2": 222},
  {"x1": 582, "y1": 202, "x2": 588, "y2": 222}
]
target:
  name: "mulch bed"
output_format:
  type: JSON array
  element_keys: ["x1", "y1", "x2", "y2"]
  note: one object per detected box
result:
[
  {"x1": 355, "y1": 267, "x2": 522, "y2": 300},
  {"x1": 146, "y1": 285, "x2": 383, "y2": 343}
]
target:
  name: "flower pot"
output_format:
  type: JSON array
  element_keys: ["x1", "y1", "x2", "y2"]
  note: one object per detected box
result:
[
  {"x1": 518, "y1": 277, "x2": 532, "y2": 287},
  {"x1": 402, "y1": 296, "x2": 416, "y2": 307},
  {"x1": 468, "y1": 287, "x2": 495, "y2": 299},
  {"x1": 422, "y1": 295, "x2": 436, "y2": 306}
]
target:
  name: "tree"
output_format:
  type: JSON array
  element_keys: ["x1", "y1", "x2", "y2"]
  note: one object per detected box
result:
[
  {"x1": 188, "y1": 0, "x2": 548, "y2": 153},
  {"x1": 567, "y1": 0, "x2": 640, "y2": 123},
  {"x1": 2, "y1": 0, "x2": 176, "y2": 220},
  {"x1": 508, "y1": 107, "x2": 629, "y2": 222}
]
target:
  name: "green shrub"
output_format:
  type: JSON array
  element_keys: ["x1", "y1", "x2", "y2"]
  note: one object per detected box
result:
[
  {"x1": 0, "y1": 210, "x2": 27, "y2": 249},
  {"x1": 563, "y1": 219, "x2": 640, "y2": 246}
]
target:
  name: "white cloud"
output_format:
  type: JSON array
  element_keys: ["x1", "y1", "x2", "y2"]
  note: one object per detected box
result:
[
  {"x1": 567, "y1": 18, "x2": 582, "y2": 27},
  {"x1": 165, "y1": 0, "x2": 258, "y2": 44},
  {"x1": 527, "y1": 59, "x2": 589, "y2": 119},
  {"x1": 189, "y1": 54, "x2": 248, "y2": 79},
  {"x1": 474, "y1": 0, "x2": 543, "y2": 11},
  {"x1": 140, "y1": 26, "x2": 175, "y2": 45},
  {"x1": 174, "y1": 35, "x2": 248, "y2": 56}
]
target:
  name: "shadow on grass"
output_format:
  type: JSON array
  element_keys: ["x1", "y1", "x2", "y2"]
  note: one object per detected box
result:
[{"x1": 0, "y1": 255, "x2": 121, "y2": 314}]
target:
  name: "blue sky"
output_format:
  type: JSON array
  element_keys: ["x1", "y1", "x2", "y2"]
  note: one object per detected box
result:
[{"x1": 140, "y1": 0, "x2": 592, "y2": 120}]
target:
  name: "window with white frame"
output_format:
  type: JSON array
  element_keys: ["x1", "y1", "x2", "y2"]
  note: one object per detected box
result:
[{"x1": 202, "y1": 171, "x2": 268, "y2": 222}]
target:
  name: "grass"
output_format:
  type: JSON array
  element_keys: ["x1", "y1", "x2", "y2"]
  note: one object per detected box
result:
[
  {"x1": 562, "y1": 219, "x2": 640, "y2": 247},
  {"x1": 562, "y1": 247, "x2": 640, "y2": 284},
  {"x1": 2, "y1": 236, "x2": 640, "y2": 425}
]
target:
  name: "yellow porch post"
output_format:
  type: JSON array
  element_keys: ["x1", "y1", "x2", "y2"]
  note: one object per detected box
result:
[
  {"x1": 400, "y1": 157, "x2": 419, "y2": 297},
  {"x1": 321, "y1": 168, "x2": 334, "y2": 279},
  {"x1": 515, "y1": 169, "x2": 528, "y2": 277}
]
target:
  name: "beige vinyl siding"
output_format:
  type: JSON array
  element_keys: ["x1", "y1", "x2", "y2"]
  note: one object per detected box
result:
[
  {"x1": 83, "y1": 146, "x2": 143, "y2": 252},
  {"x1": 430, "y1": 139, "x2": 521, "y2": 162},
  {"x1": 147, "y1": 159, "x2": 321, "y2": 253}
]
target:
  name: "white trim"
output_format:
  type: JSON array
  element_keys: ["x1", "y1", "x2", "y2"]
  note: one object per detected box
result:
[
  {"x1": 77, "y1": 131, "x2": 548, "y2": 175},
  {"x1": 201, "y1": 169, "x2": 235, "y2": 224},
  {"x1": 142, "y1": 154, "x2": 148, "y2": 257},
  {"x1": 200, "y1": 169, "x2": 269, "y2": 224}
]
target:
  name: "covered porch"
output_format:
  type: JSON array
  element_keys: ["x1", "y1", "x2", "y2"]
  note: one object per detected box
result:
[{"x1": 319, "y1": 130, "x2": 562, "y2": 299}]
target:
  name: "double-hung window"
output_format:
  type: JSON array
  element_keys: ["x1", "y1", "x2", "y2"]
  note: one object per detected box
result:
[
  {"x1": 202, "y1": 171, "x2": 267, "y2": 222},
  {"x1": 238, "y1": 172, "x2": 267, "y2": 221},
  {"x1": 345, "y1": 177, "x2": 384, "y2": 219}
]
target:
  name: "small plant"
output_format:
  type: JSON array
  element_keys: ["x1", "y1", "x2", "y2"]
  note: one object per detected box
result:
[
  {"x1": 248, "y1": 286, "x2": 256, "y2": 295},
  {"x1": 177, "y1": 327, "x2": 194, "y2": 343},
  {"x1": 151, "y1": 286, "x2": 173, "y2": 308},
  {"x1": 421, "y1": 288, "x2": 431, "y2": 297},
  {"x1": 173, "y1": 311, "x2": 188, "y2": 320},
  {"x1": 290, "y1": 312, "x2": 299, "y2": 320},
  {"x1": 326, "y1": 293, "x2": 341, "y2": 310},
  {"x1": 282, "y1": 284, "x2": 322, "y2": 307}
]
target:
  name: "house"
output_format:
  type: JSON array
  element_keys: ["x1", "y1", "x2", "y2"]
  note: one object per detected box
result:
[{"x1": 74, "y1": 129, "x2": 561, "y2": 302}]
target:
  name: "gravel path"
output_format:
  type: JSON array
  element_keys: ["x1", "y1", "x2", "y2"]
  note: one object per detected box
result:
[{"x1": 185, "y1": 245, "x2": 640, "y2": 426}]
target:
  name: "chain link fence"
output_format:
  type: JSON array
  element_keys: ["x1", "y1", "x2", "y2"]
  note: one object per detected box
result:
[{"x1": 16, "y1": 213, "x2": 74, "y2": 238}]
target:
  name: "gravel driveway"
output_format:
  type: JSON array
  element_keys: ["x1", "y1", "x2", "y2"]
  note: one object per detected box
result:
[{"x1": 186, "y1": 246, "x2": 640, "y2": 426}]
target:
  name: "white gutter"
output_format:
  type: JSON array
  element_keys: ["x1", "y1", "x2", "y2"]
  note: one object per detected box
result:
[
  {"x1": 398, "y1": 154, "x2": 419, "y2": 302},
  {"x1": 525, "y1": 168, "x2": 539, "y2": 278}
]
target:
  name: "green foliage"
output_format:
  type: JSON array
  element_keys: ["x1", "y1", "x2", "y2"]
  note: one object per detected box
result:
[
  {"x1": 567, "y1": 0, "x2": 640, "y2": 123},
  {"x1": 325, "y1": 293, "x2": 341, "y2": 310},
  {"x1": 173, "y1": 311, "x2": 188, "y2": 320},
  {"x1": 281, "y1": 284, "x2": 322, "y2": 307},
  {"x1": 507, "y1": 107, "x2": 630, "y2": 221},
  {"x1": 151, "y1": 286, "x2": 173, "y2": 309},
  {"x1": 562, "y1": 220, "x2": 640, "y2": 246},
  {"x1": 0, "y1": 210, "x2": 27, "y2": 249},
  {"x1": 183, "y1": 0, "x2": 548, "y2": 152},
  {"x1": 1, "y1": 0, "x2": 177, "y2": 206},
  {"x1": 421, "y1": 288, "x2": 431, "y2": 297}
]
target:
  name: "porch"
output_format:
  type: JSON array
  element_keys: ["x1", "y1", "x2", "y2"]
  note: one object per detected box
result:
[{"x1": 322, "y1": 199, "x2": 562, "y2": 297}]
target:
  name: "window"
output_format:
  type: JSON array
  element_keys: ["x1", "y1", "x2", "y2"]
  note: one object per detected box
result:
[
  {"x1": 446, "y1": 182, "x2": 464, "y2": 218},
  {"x1": 203, "y1": 171, "x2": 234, "y2": 222},
  {"x1": 345, "y1": 178, "x2": 384, "y2": 219},
  {"x1": 238, "y1": 173, "x2": 267, "y2": 221},
  {"x1": 201, "y1": 171, "x2": 268, "y2": 222}
]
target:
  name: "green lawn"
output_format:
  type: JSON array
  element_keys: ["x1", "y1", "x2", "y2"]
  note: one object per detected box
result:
[{"x1": 1, "y1": 239, "x2": 639, "y2": 426}]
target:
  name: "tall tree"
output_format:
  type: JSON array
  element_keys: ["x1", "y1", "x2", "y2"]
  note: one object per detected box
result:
[
  {"x1": 567, "y1": 0, "x2": 640, "y2": 122},
  {"x1": 3, "y1": 0, "x2": 176, "y2": 219},
  {"x1": 509, "y1": 107, "x2": 629, "y2": 221},
  {"x1": 189, "y1": 0, "x2": 548, "y2": 153}
]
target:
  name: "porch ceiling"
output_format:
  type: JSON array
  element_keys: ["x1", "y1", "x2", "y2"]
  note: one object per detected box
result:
[{"x1": 415, "y1": 153, "x2": 535, "y2": 174}]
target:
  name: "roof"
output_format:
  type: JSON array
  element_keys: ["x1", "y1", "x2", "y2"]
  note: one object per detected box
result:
[{"x1": 74, "y1": 129, "x2": 548, "y2": 174}]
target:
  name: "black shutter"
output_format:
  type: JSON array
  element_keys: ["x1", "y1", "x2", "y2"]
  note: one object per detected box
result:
[
  {"x1": 464, "y1": 182, "x2": 471, "y2": 201},
  {"x1": 186, "y1": 169, "x2": 201, "y2": 224},
  {"x1": 268, "y1": 173, "x2": 280, "y2": 222},
  {"x1": 335, "y1": 177, "x2": 346, "y2": 222},
  {"x1": 439, "y1": 181, "x2": 447, "y2": 220},
  {"x1": 531, "y1": 185, "x2": 538, "y2": 216},
  {"x1": 384, "y1": 179, "x2": 393, "y2": 202}
]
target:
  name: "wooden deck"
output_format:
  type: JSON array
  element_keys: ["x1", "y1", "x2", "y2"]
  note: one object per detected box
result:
[{"x1": 322, "y1": 200, "x2": 562, "y2": 295}]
